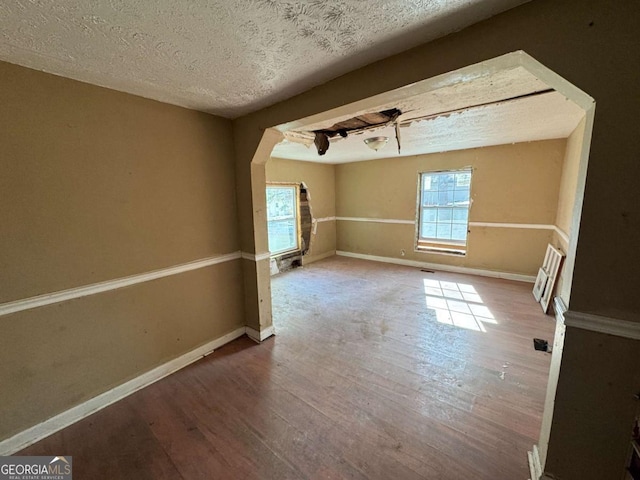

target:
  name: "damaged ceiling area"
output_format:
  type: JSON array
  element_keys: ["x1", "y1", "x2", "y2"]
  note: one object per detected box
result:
[
  {"x1": 312, "y1": 108, "x2": 402, "y2": 155},
  {"x1": 272, "y1": 66, "x2": 586, "y2": 163}
]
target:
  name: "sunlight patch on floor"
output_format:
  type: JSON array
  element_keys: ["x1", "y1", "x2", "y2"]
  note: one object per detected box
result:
[{"x1": 423, "y1": 279, "x2": 497, "y2": 332}]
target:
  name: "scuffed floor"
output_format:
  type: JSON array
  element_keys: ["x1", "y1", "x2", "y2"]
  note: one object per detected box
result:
[
  {"x1": 21, "y1": 255, "x2": 554, "y2": 479},
  {"x1": 270, "y1": 255, "x2": 555, "y2": 479}
]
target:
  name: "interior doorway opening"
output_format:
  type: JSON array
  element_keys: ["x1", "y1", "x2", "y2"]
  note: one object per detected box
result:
[{"x1": 250, "y1": 50, "x2": 595, "y2": 476}]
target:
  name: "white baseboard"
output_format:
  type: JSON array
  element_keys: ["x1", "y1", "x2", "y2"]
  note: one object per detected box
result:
[
  {"x1": 302, "y1": 250, "x2": 336, "y2": 265},
  {"x1": 528, "y1": 444, "x2": 543, "y2": 480},
  {"x1": 335, "y1": 250, "x2": 536, "y2": 283},
  {"x1": 246, "y1": 325, "x2": 275, "y2": 343},
  {"x1": 0, "y1": 326, "x2": 249, "y2": 456},
  {"x1": 528, "y1": 444, "x2": 557, "y2": 480}
]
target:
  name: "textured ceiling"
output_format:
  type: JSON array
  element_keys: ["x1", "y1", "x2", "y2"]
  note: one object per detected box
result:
[
  {"x1": 272, "y1": 66, "x2": 586, "y2": 163},
  {"x1": 0, "y1": 0, "x2": 528, "y2": 118}
]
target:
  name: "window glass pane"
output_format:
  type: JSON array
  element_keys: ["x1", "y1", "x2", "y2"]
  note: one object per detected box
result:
[
  {"x1": 436, "y1": 223, "x2": 452, "y2": 239},
  {"x1": 421, "y1": 222, "x2": 437, "y2": 238},
  {"x1": 266, "y1": 187, "x2": 295, "y2": 220},
  {"x1": 451, "y1": 224, "x2": 468, "y2": 241},
  {"x1": 422, "y1": 175, "x2": 435, "y2": 191},
  {"x1": 421, "y1": 207, "x2": 437, "y2": 222},
  {"x1": 422, "y1": 191, "x2": 439, "y2": 206},
  {"x1": 267, "y1": 186, "x2": 298, "y2": 253},
  {"x1": 418, "y1": 169, "x2": 471, "y2": 246},
  {"x1": 453, "y1": 189, "x2": 470, "y2": 205},
  {"x1": 438, "y1": 190, "x2": 454, "y2": 206},
  {"x1": 452, "y1": 208, "x2": 468, "y2": 223},
  {"x1": 455, "y1": 172, "x2": 471, "y2": 187},
  {"x1": 437, "y1": 173, "x2": 455, "y2": 190},
  {"x1": 437, "y1": 208, "x2": 452, "y2": 222},
  {"x1": 267, "y1": 219, "x2": 296, "y2": 253}
]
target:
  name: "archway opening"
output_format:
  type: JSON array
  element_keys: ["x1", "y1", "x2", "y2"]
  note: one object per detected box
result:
[{"x1": 249, "y1": 51, "x2": 595, "y2": 475}]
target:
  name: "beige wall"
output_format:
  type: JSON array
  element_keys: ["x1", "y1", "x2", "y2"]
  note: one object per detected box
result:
[
  {"x1": 233, "y1": 1, "x2": 640, "y2": 477},
  {"x1": 1, "y1": 263, "x2": 243, "y2": 439},
  {"x1": 266, "y1": 158, "x2": 336, "y2": 264},
  {"x1": 547, "y1": 326, "x2": 640, "y2": 479},
  {"x1": 335, "y1": 141, "x2": 565, "y2": 276},
  {"x1": 553, "y1": 118, "x2": 586, "y2": 304},
  {"x1": 0, "y1": 61, "x2": 244, "y2": 441},
  {"x1": 556, "y1": 118, "x2": 586, "y2": 238}
]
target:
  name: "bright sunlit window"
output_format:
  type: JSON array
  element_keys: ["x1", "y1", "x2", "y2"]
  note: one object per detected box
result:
[
  {"x1": 417, "y1": 169, "x2": 472, "y2": 254},
  {"x1": 266, "y1": 185, "x2": 299, "y2": 255},
  {"x1": 423, "y1": 279, "x2": 496, "y2": 332}
]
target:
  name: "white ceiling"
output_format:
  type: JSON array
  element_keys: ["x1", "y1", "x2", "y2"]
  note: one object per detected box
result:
[
  {"x1": 272, "y1": 66, "x2": 586, "y2": 163},
  {"x1": 0, "y1": 0, "x2": 529, "y2": 118}
]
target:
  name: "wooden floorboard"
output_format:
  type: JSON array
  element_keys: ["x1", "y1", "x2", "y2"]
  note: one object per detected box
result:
[{"x1": 20, "y1": 256, "x2": 555, "y2": 479}]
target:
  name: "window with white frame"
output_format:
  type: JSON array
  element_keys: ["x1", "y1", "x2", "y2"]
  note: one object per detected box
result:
[
  {"x1": 417, "y1": 169, "x2": 472, "y2": 252},
  {"x1": 266, "y1": 185, "x2": 299, "y2": 255}
]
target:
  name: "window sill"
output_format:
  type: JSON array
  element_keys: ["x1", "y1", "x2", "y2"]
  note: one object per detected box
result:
[
  {"x1": 416, "y1": 243, "x2": 466, "y2": 256},
  {"x1": 270, "y1": 248, "x2": 301, "y2": 259}
]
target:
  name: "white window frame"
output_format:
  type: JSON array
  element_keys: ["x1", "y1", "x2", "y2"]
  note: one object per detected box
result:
[
  {"x1": 416, "y1": 168, "x2": 472, "y2": 255},
  {"x1": 266, "y1": 184, "x2": 300, "y2": 256}
]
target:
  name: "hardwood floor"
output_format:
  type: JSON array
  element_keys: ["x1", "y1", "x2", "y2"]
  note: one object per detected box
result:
[{"x1": 20, "y1": 256, "x2": 555, "y2": 479}]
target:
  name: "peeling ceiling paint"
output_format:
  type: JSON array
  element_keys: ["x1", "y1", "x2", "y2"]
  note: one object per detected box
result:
[
  {"x1": 272, "y1": 67, "x2": 585, "y2": 163},
  {"x1": 0, "y1": 0, "x2": 529, "y2": 118}
]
